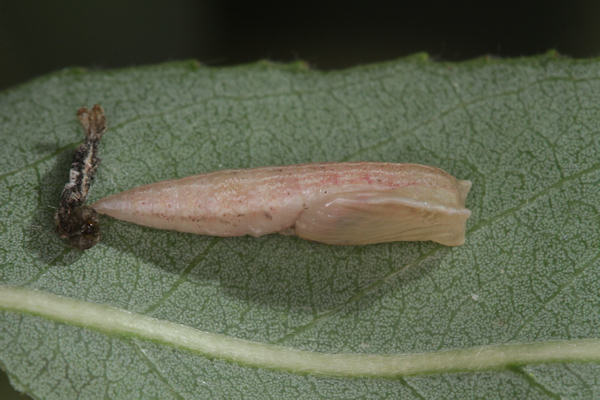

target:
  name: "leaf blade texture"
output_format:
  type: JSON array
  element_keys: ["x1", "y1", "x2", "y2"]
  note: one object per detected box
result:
[{"x1": 0, "y1": 56, "x2": 599, "y2": 399}]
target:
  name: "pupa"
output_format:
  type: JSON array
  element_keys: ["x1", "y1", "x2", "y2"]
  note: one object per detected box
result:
[{"x1": 92, "y1": 162, "x2": 472, "y2": 246}]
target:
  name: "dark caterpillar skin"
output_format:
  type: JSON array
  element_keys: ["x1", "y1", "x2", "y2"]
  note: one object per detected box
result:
[{"x1": 55, "y1": 105, "x2": 106, "y2": 250}]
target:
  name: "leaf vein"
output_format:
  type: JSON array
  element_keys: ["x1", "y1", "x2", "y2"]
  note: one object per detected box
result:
[
  {"x1": 509, "y1": 250, "x2": 600, "y2": 341},
  {"x1": 131, "y1": 340, "x2": 186, "y2": 400},
  {"x1": 1, "y1": 286, "x2": 599, "y2": 378}
]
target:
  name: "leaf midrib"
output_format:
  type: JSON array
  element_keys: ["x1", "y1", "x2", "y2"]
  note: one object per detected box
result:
[{"x1": 0, "y1": 285, "x2": 598, "y2": 378}]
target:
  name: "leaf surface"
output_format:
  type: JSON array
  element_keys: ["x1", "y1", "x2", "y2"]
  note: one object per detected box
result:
[{"x1": 0, "y1": 55, "x2": 599, "y2": 399}]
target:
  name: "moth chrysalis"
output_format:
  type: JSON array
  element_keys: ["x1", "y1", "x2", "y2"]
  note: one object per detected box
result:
[{"x1": 92, "y1": 162, "x2": 471, "y2": 246}]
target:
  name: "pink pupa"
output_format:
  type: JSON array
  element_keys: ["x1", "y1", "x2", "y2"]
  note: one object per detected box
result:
[{"x1": 92, "y1": 162, "x2": 472, "y2": 246}]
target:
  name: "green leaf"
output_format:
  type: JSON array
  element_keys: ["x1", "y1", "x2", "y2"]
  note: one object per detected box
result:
[{"x1": 0, "y1": 55, "x2": 599, "y2": 399}]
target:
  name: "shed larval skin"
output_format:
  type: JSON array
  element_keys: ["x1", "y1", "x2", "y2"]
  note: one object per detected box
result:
[{"x1": 92, "y1": 162, "x2": 472, "y2": 246}]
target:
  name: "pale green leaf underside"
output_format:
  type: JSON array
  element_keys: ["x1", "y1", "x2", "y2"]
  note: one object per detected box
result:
[{"x1": 1, "y1": 55, "x2": 599, "y2": 399}]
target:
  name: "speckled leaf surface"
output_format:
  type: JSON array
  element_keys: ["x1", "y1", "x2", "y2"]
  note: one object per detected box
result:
[{"x1": 0, "y1": 55, "x2": 599, "y2": 399}]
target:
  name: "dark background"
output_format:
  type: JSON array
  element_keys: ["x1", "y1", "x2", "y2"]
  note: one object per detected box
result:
[
  {"x1": 2, "y1": 1, "x2": 600, "y2": 90},
  {"x1": 1, "y1": 0, "x2": 599, "y2": 398}
]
